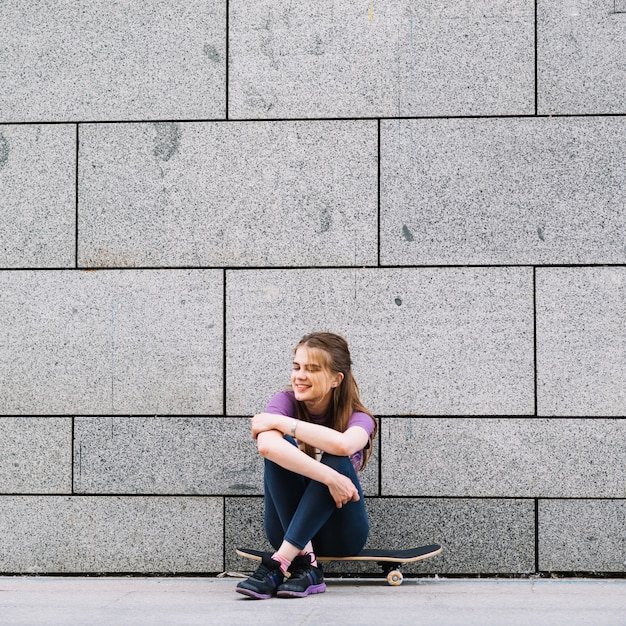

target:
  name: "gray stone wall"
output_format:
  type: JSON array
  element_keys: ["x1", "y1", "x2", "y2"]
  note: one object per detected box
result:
[{"x1": 0, "y1": 1, "x2": 624, "y2": 575}]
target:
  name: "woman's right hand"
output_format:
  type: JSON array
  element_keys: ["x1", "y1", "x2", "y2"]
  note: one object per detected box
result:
[{"x1": 326, "y1": 472, "x2": 359, "y2": 508}]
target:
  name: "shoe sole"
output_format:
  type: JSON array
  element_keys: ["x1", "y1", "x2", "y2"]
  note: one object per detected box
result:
[
  {"x1": 235, "y1": 586, "x2": 275, "y2": 600},
  {"x1": 276, "y1": 583, "x2": 326, "y2": 598}
]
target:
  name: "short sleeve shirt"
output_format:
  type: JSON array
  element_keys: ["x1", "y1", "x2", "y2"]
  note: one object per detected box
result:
[{"x1": 266, "y1": 390, "x2": 374, "y2": 472}]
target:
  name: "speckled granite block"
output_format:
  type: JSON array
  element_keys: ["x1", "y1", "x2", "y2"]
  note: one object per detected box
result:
[
  {"x1": 226, "y1": 497, "x2": 535, "y2": 575},
  {"x1": 0, "y1": 270, "x2": 222, "y2": 414},
  {"x1": 537, "y1": 268, "x2": 626, "y2": 416},
  {"x1": 226, "y1": 497, "x2": 272, "y2": 571},
  {"x1": 366, "y1": 498, "x2": 535, "y2": 575},
  {"x1": 0, "y1": 1, "x2": 226, "y2": 122},
  {"x1": 229, "y1": 0, "x2": 534, "y2": 118},
  {"x1": 538, "y1": 1, "x2": 626, "y2": 114},
  {"x1": 0, "y1": 418, "x2": 71, "y2": 494},
  {"x1": 0, "y1": 496, "x2": 222, "y2": 573},
  {"x1": 226, "y1": 268, "x2": 534, "y2": 416},
  {"x1": 382, "y1": 418, "x2": 626, "y2": 498},
  {"x1": 0, "y1": 125, "x2": 75, "y2": 267},
  {"x1": 381, "y1": 117, "x2": 626, "y2": 265},
  {"x1": 74, "y1": 417, "x2": 263, "y2": 495},
  {"x1": 539, "y1": 500, "x2": 626, "y2": 572},
  {"x1": 78, "y1": 121, "x2": 377, "y2": 267}
]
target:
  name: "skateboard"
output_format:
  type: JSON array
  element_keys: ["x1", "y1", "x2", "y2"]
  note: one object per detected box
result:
[{"x1": 236, "y1": 544, "x2": 442, "y2": 586}]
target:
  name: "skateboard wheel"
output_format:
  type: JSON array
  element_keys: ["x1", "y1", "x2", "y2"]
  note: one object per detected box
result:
[{"x1": 387, "y1": 570, "x2": 403, "y2": 586}]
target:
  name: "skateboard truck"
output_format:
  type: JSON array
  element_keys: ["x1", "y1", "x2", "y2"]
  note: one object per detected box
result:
[{"x1": 378, "y1": 561, "x2": 404, "y2": 586}]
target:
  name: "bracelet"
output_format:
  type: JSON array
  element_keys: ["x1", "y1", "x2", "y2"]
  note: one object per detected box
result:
[{"x1": 290, "y1": 419, "x2": 298, "y2": 438}]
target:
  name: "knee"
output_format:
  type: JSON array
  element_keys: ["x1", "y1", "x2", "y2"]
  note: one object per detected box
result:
[{"x1": 320, "y1": 453, "x2": 352, "y2": 473}]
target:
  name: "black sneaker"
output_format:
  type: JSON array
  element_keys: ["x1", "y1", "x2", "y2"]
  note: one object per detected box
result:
[
  {"x1": 236, "y1": 555, "x2": 285, "y2": 600},
  {"x1": 276, "y1": 554, "x2": 326, "y2": 598}
]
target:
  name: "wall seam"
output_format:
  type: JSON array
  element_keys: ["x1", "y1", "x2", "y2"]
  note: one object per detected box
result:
[
  {"x1": 533, "y1": 267, "x2": 538, "y2": 416},
  {"x1": 534, "y1": 0, "x2": 538, "y2": 115},
  {"x1": 378, "y1": 417, "x2": 382, "y2": 497},
  {"x1": 9, "y1": 494, "x2": 626, "y2": 500},
  {"x1": 223, "y1": 269, "x2": 227, "y2": 416},
  {"x1": 6, "y1": 413, "x2": 626, "y2": 419},
  {"x1": 70, "y1": 417, "x2": 75, "y2": 494},
  {"x1": 75, "y1": 123, "x2": 79, "y2": 269},
  {"x1": 535, "y1": 498, "x2": 540, "y2": 573},
  {"x1": 3, "y1": 112, "x2": 626, "y2": 126},
  {"x1": 377, "y1": 118, "x2": 381, "y2": 267},
  {"x1": 5, "y1": 263, "x2": 620, "y2": 272},
  {"x1": 223, "y1": 496, "x2": 227, "y2": 574},
  {"x1": 225, "y1": 0, "x2": 229, "y2": 120}
]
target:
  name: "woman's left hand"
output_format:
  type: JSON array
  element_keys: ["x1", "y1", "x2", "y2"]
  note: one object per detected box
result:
[{"x1": 251, "y1": 412, "x2": 281, "y2": 440}]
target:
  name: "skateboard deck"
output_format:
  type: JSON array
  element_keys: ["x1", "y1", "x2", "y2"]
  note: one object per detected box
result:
[{"x1": 236, "y1": 544, "x2": 442, "y2": 586}]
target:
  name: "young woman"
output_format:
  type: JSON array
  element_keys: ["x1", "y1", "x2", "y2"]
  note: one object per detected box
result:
[{"x1": 236, "y1": 332, "x2": 377, "y2": 600}]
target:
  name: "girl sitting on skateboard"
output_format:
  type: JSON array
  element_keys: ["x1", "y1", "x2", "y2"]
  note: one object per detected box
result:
[{"x1": 236, "y1": 332, "x2": 377, "y2": 599}]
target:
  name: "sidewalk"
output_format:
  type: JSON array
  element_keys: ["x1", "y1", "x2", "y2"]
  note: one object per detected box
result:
[{"x1": 0, "y1": 576, "x2": 625, "y2": 626}]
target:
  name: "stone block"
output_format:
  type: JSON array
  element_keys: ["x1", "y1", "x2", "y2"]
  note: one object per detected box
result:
[
  {"x1": 381, "y1": 117, "x2": 626, "y2": 265},
  {"x1": 539, "y1": 500, "x2": 626, "y2": 572},
  {"x1": 537, "y1": 268, "x2": 626, "y2": 416},
  {"x1": 0, "y1": 270, "x2": 223, "y2": 414},
  {"x1": 226, "y1": 268, "x2": 534, "y2": 416},
  {"x1": 365, "y1": 498, "x2": 535, "y2": 575},
  {"x1": 74, "y1": 417, "x2": 263, "y2": 495},
  {"x1": 0, "y1": 418, "x2": 71, "y2": 494},
  {"x1": 0, "y1": 1, "x2": 226, "y2": 122},
  {"x1": 226, "y1": 497, "x2": 535, "y2": 574},
  {"x1": 78, "y1": 121, "x2": 377, "y2": 267},
  {"x1": 382, "y1": 418, "x2": 626, "y2": 498},
  {"x1": 225, "y1": 497, "x2": 271, "y2": 572},
  {"x1": 229, "y1": 0, "x2": 534, "y2": 118},
  {"x1": 0, "y1": 496, "x2": 222, "y2": 573},
  {"x1": 0, "y1": 125, "x2": 75, "y2": 268},
  {"x1": 538, "y1": 1, "x2": 626, "y2": 114}
]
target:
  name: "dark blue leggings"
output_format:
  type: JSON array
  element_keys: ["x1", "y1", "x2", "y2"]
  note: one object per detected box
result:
[{"x1": 263, "y1": 438, "x2": 369, "y2": 556}]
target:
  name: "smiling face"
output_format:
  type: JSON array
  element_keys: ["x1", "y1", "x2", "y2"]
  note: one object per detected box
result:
[{"x1": 291, "y1": 345, "x2": 344, "y2": 415}]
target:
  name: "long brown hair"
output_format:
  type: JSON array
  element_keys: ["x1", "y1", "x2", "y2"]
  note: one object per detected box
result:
[{"x1": 293, "y1": 332, "x2": 377, "y2": 470}]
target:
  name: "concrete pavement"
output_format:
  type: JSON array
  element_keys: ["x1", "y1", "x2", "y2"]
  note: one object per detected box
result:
[{"x1": 0, "y1": 576, "x2": 624, "y2": 626}]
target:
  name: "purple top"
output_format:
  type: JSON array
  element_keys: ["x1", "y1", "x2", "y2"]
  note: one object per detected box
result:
[{"x1": 266, "y1": 390, "x2": 375, "y2": 473}]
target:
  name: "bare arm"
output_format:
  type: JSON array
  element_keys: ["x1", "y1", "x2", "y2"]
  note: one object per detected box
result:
[
  {"x1": 252, "y1": 412, "x2": 370, "y2": 457},
  {"x1": 255, "y1": 429, "x2": 360, "y2": 508}
]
